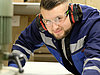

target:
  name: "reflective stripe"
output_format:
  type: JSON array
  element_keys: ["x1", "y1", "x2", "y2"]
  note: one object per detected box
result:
[
  {"x1": 98, "y1": 10, "x2": 100, "y2": 15},
  {"x1": 70, "y1": 36, "x2": 86, "y2": 53},
  {"x1": 40, "y1": 32, "x2": 57, "y2": 49},
  {"x1": 12, "y1": 50, "x2": 28, "y2": 61},
  {"x1": 83, "y1": 66, "x2": 100, "y2": 73},
  {"x1": 62, "y1": 38, "x2": 68, "y2": 60},
  {"x1": 70, "y1": 44, "x2": 76, "y2": 53},
  {"x1": 61, "y1": 38, "x2": 72, "y2": 65},
  {"x1": 84, "y1": 58, "x2": 100, "y2": 66},
  {"x1": 13, "y1": 44, "x2": 32, "y2": 55}
]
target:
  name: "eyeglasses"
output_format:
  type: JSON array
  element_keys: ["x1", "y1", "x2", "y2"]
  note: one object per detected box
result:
[{"x1": 42, "y1": 10, "x2": 69, "y2": 26}]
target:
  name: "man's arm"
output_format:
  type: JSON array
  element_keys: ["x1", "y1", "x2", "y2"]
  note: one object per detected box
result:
[
  {"x1": 82, "y1": 20, "x2": 100, "y2": 75},
  {"x1": 8, "y1": 18, "x2": 44, "y2": 68}
]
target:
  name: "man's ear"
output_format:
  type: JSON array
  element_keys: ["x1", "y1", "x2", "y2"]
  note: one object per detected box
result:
[
  {"x1": 68, "y1": 3, "x2": 83, "y2": 24},
  {"x1": 36, "y1": 14, "x2": 47, "y2": 32}
]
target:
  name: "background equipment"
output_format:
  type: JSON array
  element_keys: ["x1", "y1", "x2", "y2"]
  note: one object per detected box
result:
[{"x1": 0, "y1": 0, "x2": 20, "y2": 75}]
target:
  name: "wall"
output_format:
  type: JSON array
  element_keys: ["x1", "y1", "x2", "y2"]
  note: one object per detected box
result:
[
  {"x1": 71, "y1": 0, "x2": 100, "y2": 9},
  {"x1": 13, "y1": 0, "x2": 41, "y2": 2},
  {"x1": 13, "y1": 0, "x2": 100, "y2": 9}
]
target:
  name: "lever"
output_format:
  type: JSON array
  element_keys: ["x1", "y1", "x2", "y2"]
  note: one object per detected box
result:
[{"x1": 9, "y1": 53, "x2": 24, "y2": 73}]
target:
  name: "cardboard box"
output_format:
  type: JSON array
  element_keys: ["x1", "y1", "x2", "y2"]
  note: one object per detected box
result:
[
  {"x1": 25, "y1": 0, "x2": 41, "y2": 3},
  {"x1": 33, "y1": 0, "x2": 41, "y2": 2},
  {"x1": 13, "y1": 0, "x2": 24, "y2": 2},
  {"x1": 71, "y1": 0, "x2": 86, "y2": 4},
  {"x1": 12, "y1": 16, "x2": 28, "y2": 43},
  {"x1": 86, "y1": 0, "x2": 100, "y2": 10}
]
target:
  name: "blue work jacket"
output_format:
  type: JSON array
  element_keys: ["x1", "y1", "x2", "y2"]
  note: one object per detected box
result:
[{"x1": 9, "y1": 4, "x2": 100, "y2": 75}]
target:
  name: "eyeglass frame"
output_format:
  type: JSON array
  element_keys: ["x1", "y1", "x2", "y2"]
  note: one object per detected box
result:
[{"x1": 42, "y1": 9, "x2": 69, "y2": 26}]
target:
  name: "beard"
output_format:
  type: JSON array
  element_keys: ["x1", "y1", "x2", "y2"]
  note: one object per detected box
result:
[{"x1": 52, "y1": 26, "x2": 72, "y2": 40}]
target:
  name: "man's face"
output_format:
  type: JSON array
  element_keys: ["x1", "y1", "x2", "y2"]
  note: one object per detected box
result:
[{"x1": 41, "y1": 2, "x2": 72, "y2": 40}]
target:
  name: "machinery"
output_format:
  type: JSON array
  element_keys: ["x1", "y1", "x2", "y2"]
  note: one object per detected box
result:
[
  {"x1": 0, "y1": 0, "x2": 13, "y2": 69},
  {"x1": 0, "y1": 0, "x2": 23, "y2": 75}
]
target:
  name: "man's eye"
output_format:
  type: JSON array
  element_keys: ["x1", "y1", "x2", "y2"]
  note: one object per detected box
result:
[
  {"x1": 43, "y1": 20, "x2": 50, "y2": 23},
  {"x1": 46, "y1": 20, "x2": 51, "y2": 23},
  {"x1": 56, "y1": 17, "x2": 63, "y2": 22},
  {"x1": 57, "y1": 17, "x2": 62, "y2": 20},
  {"x1": 45, "y1": 20, "x2": 51, "y2": 25}
]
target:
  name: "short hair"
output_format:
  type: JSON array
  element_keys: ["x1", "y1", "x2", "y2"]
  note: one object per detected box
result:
[{"x1": 40, "y1": 0, "x2": 68, "y2": 10}]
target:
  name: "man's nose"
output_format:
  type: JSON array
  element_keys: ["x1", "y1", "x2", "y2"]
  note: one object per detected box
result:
[{"x1": 52, "y1": 22, "x2": 59, "y2": 29}]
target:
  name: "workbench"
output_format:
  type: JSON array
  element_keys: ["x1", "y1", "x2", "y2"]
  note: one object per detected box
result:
[{"x1": 21, "y1": 62, "x2": 73, "y2": 75}]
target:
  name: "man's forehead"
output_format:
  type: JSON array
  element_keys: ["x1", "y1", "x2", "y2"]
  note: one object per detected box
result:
[
  {"x1": 40, "y1": 2, "x2": 68, "y2": 19},
  {"x1": 41, "y1": 2, "x2": 68, "y2": 11}
]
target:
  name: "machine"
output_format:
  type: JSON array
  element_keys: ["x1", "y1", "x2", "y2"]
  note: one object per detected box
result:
[{"x1": 0, "y1": 0, "x2": 23, "y2": 75}]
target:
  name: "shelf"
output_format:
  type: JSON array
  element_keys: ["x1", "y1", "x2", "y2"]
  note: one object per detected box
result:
[{"x1": 13, "y1": 2, "x2": 40, "y2": 15}]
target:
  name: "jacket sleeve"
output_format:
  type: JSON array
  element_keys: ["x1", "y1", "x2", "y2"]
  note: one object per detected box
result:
[
  {"x1": 82, "y1": 20, "x2": 100, "y2": 75},
  {"x1": 8, "y1": 18, "x2": 44, "y2": 67}
]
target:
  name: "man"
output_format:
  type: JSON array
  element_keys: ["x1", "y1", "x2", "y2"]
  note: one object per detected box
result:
[{"x1": 8, "y1": 0, "x2": 100, "y2": 75}]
